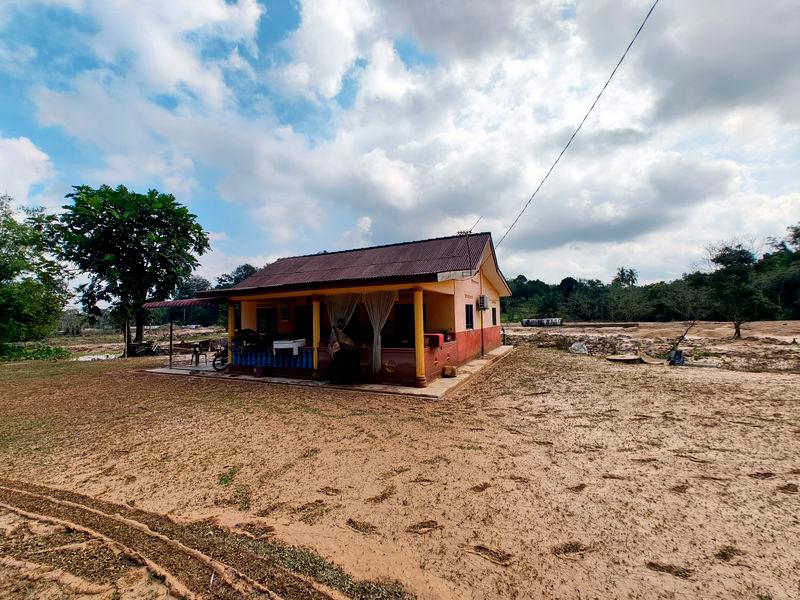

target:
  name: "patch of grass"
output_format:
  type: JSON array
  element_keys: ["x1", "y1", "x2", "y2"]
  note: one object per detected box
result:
[
  {"x1": 243, "y1": 537, "x2": 411, "y2": 599},
  {"x1": 258, "y1": 462, "x2": 295, "y2": 485},
  {"x1": 294, "y1": 500, "x2": 329, "y2": 524},
  {"x1": 147, "y1": 571, "x2": 166, "y2": 585},
  {"x1": 0, "y1": 344, "x2": 71, "y2": 362},
  {"x1": 645, "y1": 561, "x2": 692, "y2": 579},
  {"x1": 301, "y1": 447, "x2": 321, "y2": 459},
  {"x1": 381, "y1": 466, "x2": 409, "y2": 478},
  {"x1": 366, "y1": 485, "x2": 396, "y2": 504},
  {"x1": 346, "y1": 518, "x2": 377, "y2": 534},
  {"x1": 0, "y1": 419, "x2": 50, "y2": 452},
  {"x1": 233, "y1": 484, "x2": 252, "y2": 511},
  {"x1": 218, "y1": 465, "x2": 240, "y2": 487},
  {"x1": 348, "y1": 409, "x2": 372, "y2": 417},
  {"x1": 420, "y1": 455, "x2": 449, "y2": 465},
  {"x1": 714, "y1": 545, "x2": 743, "y2": 562},
  {"x1": 552, "y1": 541, "x2": 590, "y2": 556},
  {"x1": 452, "y1": 442, "x2": 482, "y2": 451}
]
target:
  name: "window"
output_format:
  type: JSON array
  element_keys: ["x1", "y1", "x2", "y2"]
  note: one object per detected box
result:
[
  {"x1": 465, "y1": 304, "x2": 474, "y2": 330},
  {"x1": 256, "y1": 307, "x2": 278, "y2": 334},
  {"x1": 492, "y1": 307, "x2": 497, "y2": 326}
]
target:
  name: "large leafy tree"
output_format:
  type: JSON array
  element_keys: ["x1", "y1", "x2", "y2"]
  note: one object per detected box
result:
[
  {"x1": 704, "y1": 244, "x2": 776, "y2": 338},
  {"x1": 215, "y1": 263, "x2": 257, "y2": 289},
  {"x1": 0, "y1": 194, "x2": 68, "y2": 342},
  {"x1": 50, "y1": 185, "x2": 209, "y2": 342}
]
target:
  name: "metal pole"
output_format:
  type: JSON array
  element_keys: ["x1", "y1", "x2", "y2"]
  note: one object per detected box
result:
[
  {"x1": 169, "y1": 308, "x2": 173, "y2": 369},
  {"x1": 123, "y1": 318, "x2": 128, "y2": 358}
]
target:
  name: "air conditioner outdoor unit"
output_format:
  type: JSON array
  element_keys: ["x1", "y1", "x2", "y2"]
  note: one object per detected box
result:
[{"x1": 477, "y1": 294, "x2": 489, "y2": 311}]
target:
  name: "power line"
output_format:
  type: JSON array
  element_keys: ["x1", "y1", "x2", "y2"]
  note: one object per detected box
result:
[{"x1": 495, "y1": 0, "x2": 661, "y2": 249}]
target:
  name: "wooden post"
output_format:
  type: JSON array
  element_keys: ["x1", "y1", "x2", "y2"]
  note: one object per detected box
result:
[
  {"x1": 312, "y1": 296, "x2": 320, "y2": 378},
  {"x1": 227, "y1": 303, "x2": 235, "y2": 364},
  {"x1": 169, "y1": 309, "x2": 173, "y2": 369},
  {"x1": 123, "y1": 318, "x2": 128, "y2": 358},
  {"x1": 413, "y1": 287, "x2": 426, "y2": 387}
]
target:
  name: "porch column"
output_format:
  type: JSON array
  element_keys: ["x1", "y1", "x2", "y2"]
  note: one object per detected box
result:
[
  {"x1": 413, "y1": 287, "x2": 426, "y2": 387},
  {"x1": 312, "y1": 296, "x2": 320, "y2": 378},
  {"x1": 227, "y1": 302, "x2": 235, "y2": 364}
]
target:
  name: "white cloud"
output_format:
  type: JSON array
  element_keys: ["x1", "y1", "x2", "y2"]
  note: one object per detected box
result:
[
  {"x1": 42, "y1": 0, "x2": 264, "y2": 109},
  {"x1": 0, "y1": 135, "x2": 55, "y2": 207},
  {"x1": 276, "y1": 0, "x2": 376, "y2": 98},
  {"x1": 11, "y1": 0, "x2": 800, "y2": 281},
  {"x1": 335, "y1": 215, "x2": 373, "y2": 249}
]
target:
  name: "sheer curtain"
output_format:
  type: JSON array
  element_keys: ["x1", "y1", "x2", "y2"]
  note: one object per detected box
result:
[
  {"x1": 364, "y1": 291, "x2": 398, "y2": 373},
  {"x1": 325, "y1": 294, "x2": 360, "y2": 357}
]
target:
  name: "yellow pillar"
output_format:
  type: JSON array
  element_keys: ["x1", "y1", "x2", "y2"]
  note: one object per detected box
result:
[
  {"x1": 413, "y1": 288, "x2": 426, "y2": 387},
  {"x1": 312, "y1": 296, "x2": 320, "y2": 377},
  {"x1": 227, "y1": 303, "x2": 235, "y2": 363}
]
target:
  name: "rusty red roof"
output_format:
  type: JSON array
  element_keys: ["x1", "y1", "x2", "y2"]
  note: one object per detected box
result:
[
  {"x1": 142, "y1": 298, "x2": 220, "y2": 309},
  {"x1": 199, "y1": 232, "x2": 504, "y2": 296}
]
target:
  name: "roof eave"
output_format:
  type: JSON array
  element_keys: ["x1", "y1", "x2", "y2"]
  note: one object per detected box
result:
[{"x1": 196, "y1": 273, "x2": 441, "y2": 299}]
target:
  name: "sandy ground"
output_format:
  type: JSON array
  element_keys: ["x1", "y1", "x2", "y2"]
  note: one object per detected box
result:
[
  {"x1": 1, "y1": 345, "x2": 799, "y2": 599},
  {"x1": 505, "y1": 320, "x2": 800, "y2": 373}
]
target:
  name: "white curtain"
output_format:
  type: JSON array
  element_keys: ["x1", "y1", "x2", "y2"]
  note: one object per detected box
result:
[
  {"x1": 364, "y1": 291, "x2": 398, "y2": 373},
  {"x1": 326, "y1": 294, "x2": 360, "y2": 356}
]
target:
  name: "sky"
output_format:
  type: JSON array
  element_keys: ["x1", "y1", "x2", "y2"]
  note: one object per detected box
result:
[{"x1": 1, "y1": 0, "x2": 799, "y2": 285}]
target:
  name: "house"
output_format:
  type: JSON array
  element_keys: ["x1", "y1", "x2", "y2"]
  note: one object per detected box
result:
[{"x1": 198, "y1": 232, "x2": 511, "y2": 387}]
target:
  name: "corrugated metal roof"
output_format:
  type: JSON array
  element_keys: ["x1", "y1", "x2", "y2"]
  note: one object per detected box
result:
[
  {"x1": 142, "y1": 298, "x2": 220, "y2": 309},
  {"x1": 220, "y1": 232, "x2": 493, "y2": 294}
]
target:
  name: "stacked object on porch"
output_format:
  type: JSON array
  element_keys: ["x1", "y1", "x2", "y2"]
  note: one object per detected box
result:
[{"x1": 231, "y1": 348, "x2": 313, "y2": 369}]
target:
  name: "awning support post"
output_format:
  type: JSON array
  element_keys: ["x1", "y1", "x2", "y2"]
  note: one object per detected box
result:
[
  {"x1": 169, "y1": 308, "x2": 173, "y2": 369},
  {"x1": 414, "y1": 287, "x2": 426, "y2": 387},
  {"x1": 312, "y1": 296, "x2": 320, "y2": 378},
  {"x1": 227, "y1": 303, "x2": 235, "y2": 365}
]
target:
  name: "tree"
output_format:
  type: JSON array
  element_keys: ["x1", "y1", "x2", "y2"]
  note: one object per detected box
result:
[
  {"x1": 173, "y1": 275, "x2": 219, "y2": 326},
  {"x1": 175, "y1": 276, "x2": 211, "y2": 299},
  {"x1": 612, "y1": 266, "x2": 638, "y2": 287},
  {"x1": 50, "y1": 185, "x2": 209, "y2": 342},
  {"x1": 706, "y1": 244, "x2": 775, "y2": 338},
  {"x1": 0, "y1": 194, "x2": 68, "y2": 343},
  {"x1": 216, "y1": 263, "x2": 257, "y2": 289}
]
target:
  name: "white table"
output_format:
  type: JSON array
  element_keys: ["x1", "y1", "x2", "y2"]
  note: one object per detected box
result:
[{"x1": 272, "y1": 338, "x2": 306, "y2": 356}]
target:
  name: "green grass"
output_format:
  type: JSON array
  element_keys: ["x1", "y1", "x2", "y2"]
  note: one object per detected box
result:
[
  {"x1": 0, "y1": 344, "x2": 71, "y2": 362},
  {"x1": 218, "y1": 465, "x2": 240, "y2": 487},
  {"x1": 242, "y1": 537, "x2": 411, "y2": 600},
  {"x1": 233, "y1": 483, "x2": 251, "y2": 511},
  {"x1": 0, "y1": 419, "x2": 52, "y2": 452}
]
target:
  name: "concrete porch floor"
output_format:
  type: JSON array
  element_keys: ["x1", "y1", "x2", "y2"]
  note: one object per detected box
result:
[{"x1": 146, "y1": 345, "x2": 514, "y2": 399}]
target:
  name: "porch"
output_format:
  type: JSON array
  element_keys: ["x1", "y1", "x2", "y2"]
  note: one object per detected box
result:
[
  {"x1": 226, "y1": 286, "x2": 461, "y2": 387},
  {"x1": 147, "y1": 344, "x2": 514, "y2": 399}
]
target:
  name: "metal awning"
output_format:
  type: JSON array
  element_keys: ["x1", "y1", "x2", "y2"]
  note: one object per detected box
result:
[{"x1": 142, "y1": 298, "x2": 222, "y2": 309}]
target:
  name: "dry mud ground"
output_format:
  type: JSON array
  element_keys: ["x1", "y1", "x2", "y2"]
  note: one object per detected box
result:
[
  {"x1": 505, "y1": 320, "x2": 800, "y2": 373},
  {"x1": 1, "y1": 347, "x2": 799, "y2": 599}
]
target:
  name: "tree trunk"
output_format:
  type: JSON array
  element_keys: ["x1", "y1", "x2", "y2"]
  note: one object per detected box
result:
[
  {"x1": 733, "y1": 320, "x2": 742, "y2": 339},
  {"x1": 134, "y1": 310, "x2": 145, "y2": 342}
]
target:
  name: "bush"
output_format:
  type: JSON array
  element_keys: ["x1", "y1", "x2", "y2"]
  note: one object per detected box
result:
[{"x1": 0, "y1": 344, "x2": 71, "y2": 362}]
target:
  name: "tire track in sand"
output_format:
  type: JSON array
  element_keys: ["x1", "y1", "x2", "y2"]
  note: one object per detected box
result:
[{"x1": 0, "y1": 478, "x2": 334, "y2": 599}]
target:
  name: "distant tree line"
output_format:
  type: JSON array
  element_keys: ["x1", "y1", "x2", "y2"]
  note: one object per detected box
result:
[{"x1": 502, "y1": 223, "x2": 800, "y2": 338}]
